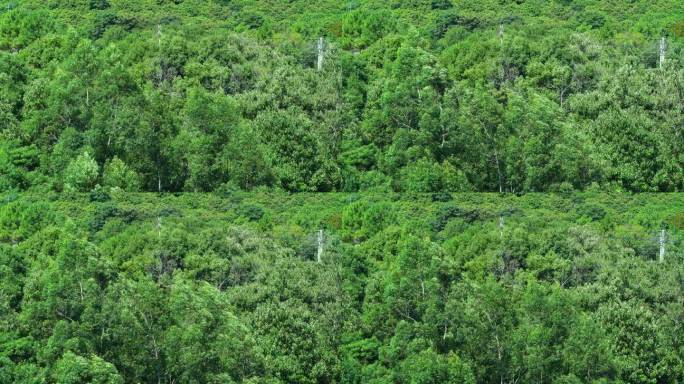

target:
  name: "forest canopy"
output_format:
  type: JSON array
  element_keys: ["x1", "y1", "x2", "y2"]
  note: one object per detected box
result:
[
  {"x1": 1, "y1": 192, "x2": 684, "y2": 383},
  {"x1": 4, "y1": 1, "x2": 684, "y2": 383},
  {"x1": 1, "y1": 0, "x2": 684, "y2": 193}
]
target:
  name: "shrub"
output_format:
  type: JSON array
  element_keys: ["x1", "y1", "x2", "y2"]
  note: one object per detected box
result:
[
  {"x1": 103, "y1": 157, "x2": 140, "y2": 192},
  {"x1": 64, "y1": 152, "x2": 99, "y2": 193}
]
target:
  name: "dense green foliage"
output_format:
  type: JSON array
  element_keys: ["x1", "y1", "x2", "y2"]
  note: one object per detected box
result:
[
  {"x1": 4, "y1": 1, "x2": 684, "y2": 382},
  {"x1": 2, "y1": 0, "x2": 684, "y2": 192},
  {"x1": 2, "y1": 192, "x2": 684, "y2": 383}
]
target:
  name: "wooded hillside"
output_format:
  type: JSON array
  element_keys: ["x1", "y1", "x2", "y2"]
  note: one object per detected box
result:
[
  {"x1": 3, "y1": 2, "x2": 684, "y2": 382},
  {"x1": 1, "y1": 0, "x2": 684, "y2": 192},
  {"x1": 2, "y1": 192, "x2": 684, "y2": 383}
]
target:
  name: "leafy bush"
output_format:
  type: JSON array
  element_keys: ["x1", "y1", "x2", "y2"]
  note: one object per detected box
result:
[
  {"x1": 236, "y1": 204, "x2": 265, "y2": 221},
  {"x1": 103, "y1": 157, "x2": 140, "y2": 192},
  {"x1": 63, "y1": 152, "x2": 99, "y2": 193}
]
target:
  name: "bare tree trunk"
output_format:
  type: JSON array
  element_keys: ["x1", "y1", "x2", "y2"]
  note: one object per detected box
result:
[
  {"x1": 157, "y1": 24, "x2": 162, "y2": 47},
  {"x1": 439, "y1": 104, "x2": 448, "y2": 148},
  {"x1": 317, "y1": 37, "x2": 325, "y2": 71},
  {"x1": 499, "y1": 23, "x2": 505, "y2": 85},
  {"x1": 481, "y1": 122, "x2": 504, "y2": 193},
  {"x1": 317, "y1": 229, "x2": 324, "y2": 263},
  {"x1": 157, "y1": 24, "x2": 163, "y2": 84},
  {"x1": 494, "y1": 147, "x2": 503, "y2": 193}
]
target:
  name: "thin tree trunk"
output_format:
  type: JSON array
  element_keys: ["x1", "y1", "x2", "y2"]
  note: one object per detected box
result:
[
  {"x1": 317, "y1": 229, "x2": 324, "y2": 263},
  {"x1": 317, "y1": 37, "x2": 325, "y2": 71}
]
